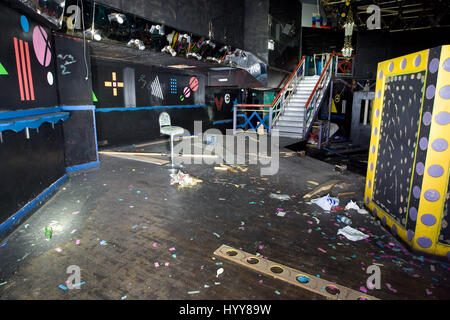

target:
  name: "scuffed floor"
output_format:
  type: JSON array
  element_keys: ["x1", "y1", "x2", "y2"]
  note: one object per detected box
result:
[{"x1": 0, "y1": 137, "x2": 449, "y2": 300}]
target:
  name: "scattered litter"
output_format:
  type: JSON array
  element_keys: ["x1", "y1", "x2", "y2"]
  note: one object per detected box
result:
[
  {"x1": 72, "y1": 281, "x2": 86, "y2": 288},
  {"x1": 214, "y1": 282, "x2": 221, "y2": 285},
  {"x1": 172, "y1": 254, "x2": 177, "y2": 258},
  {"x1": 345, "y1": 200, "x2": 369, "y2": 214},
  {"x1": 165, "y1": 262, "x2": 170, "y2": 266},
  {"x1": 121, "y1": 295, "x2": 127, "y2": 300},
  {"x1": 275, "y1": 209, "x2": 286, "y2": 217},
  {"x1": 337, "y1": 226, "x2": 369, "y2": 241},
  {"x1": 204, "y1": 284, "x2": 210, "y2": 288},
  {"x1": 303, "y1": 180, "x2": 341, "y2": 199},
  {"x1": 269, "y1": 193, "x2": 291, "y2": 200},
  {"x1": 1, "y1": 242, "x2": 6, "y2": 247},
  {"x1": 307, "y1": 181, "x2": 319, "y2": 186},
  {"x1": 334, "y1": 164, "x2": 347, "y2": 173},
  {"x1": 310, "y1": 194, "x2": 339, "y2": 211},
  {"x1": 337, "y1": 215, "x2": 352, "y2": 225},
  {"x1": 0, "y1": 281, "x2": 8, "y2": 286},
  {"x1": 216, "y1": 268, "x2": 224, "y2": 277},
  {"x1": 169, "y1": 247, "x2": 176, "y2": 251},
  {"x1": 274, "y1": 290, "x2": 281, "y2": 295},
  {"x1": 100, "y1": 240, "x2": 107, "y2": 246},
  {"x1": 213, "y1": 232, "x2": 221, "y2": 238},
  {"x1": 59, "y1": 285, "x2": 68, "y2": 290},
  {"x1": 154, "y1": 262, "x2": 160, "y2": 268},
  {"x1": 318, "y1": 247, "x2": 327, "y2": 253},
  {"x1": 386, "y1": 283, "x2": 397, "y2": 293},
  {"x1": 152, "y1": 242, "x2": 157, "y2": 247},
  {"x1": 72, "y1": 211, "x2": 80, "y2": 215},
  {"x1": 188, "y1": 290, "x2": 200, "y2": 294},
  {"x1": 170, "y1": 170, "x2": 202, "y2": 188},
  {"x1": 71, "y1": 229, "x2": 77, "y2": 234},
  {"x1": 75, "y1": 240, "x2": 80, "y2": 245},
  {"x1": 55, "y1": 248, "x2": 62, "y2": 252}
]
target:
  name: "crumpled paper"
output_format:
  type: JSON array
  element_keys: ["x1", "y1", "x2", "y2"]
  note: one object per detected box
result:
[
  {"x1": 337, "y1": 226, "x2": 369, "y2": 241},
  {"x1": 310, "y1": 194, "x2": 339, "y2": 211},
  {"x1": 345, "y1": 200, "x2": 369, "y2": 214},
  {"x1": 170, "y1": 171, "x2": 202, "y2": 188},
  {"x1": 269, "y1": 193, "x2": 291, "y2": 200}
]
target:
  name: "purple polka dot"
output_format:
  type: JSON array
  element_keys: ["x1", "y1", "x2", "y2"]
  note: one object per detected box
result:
[
  {"x1": 371, "y1": 145, "x2": 375, "y2": 154},
  {"x1": 429, "y1": 58, "x2": 439, "y2": 74},
  {"x1": 412, "y1": 186, "x2": 421, "y2": 199},
  {"x1": 370, "y1": 163, "x2": 374, "y2": 171},
  {"x1": 421, "y1": 214, "x2": 437, "y2": 226},
  {"x1": 376, "y1": 109, "x2": 380, "y2": 117},
  {"x1": 444, "y1": 58, "x2": 450, "y2": 72},
  {"x1": 407, "y1": 230, "x2": 415, "y2": 241},
  {"x1": 428, "y1": 165, "x2": 444, "y2": 178},
  {"x1": 440, "y1": 86, "x2": 450, "y2": 99},
  {"x1": 423, "y1": 111, "x2": 432, "y2": 126},
  {"x1": 424, "y1": 189, "x2": 440, "y2": 202},
  {"x1": 389, "y1": 62, "x2": 394, "y2": 72},
  {"x1": 414, "y1": 55, "x2": 421, "y2": 67},
  {"x1": 373, "y1": 127, "x2": 378, "y2": 136},
  {"x1": 426, "y1": 85, "x2": 436, "y2": 100},
  {"x1": 391, "y1": 224, "x2": 397, "y2": 235},
  {"x1": 400, "y1": 59, "x2": 407, "y2": 70},
  {"x1": 381, "y1": 216, "x2": 387, "y2": 225},
  {"x1": 432, "y1": 139, "x2": 448, "y2": 152},
  {"x1": 419, "y1": 137, "x2": 428, "y2": 150},
  {"x1": 378, "y1": 70, "x2": 383, "y2": 79},
  {"x1": 377, "y1": 90, "x2": 381, "y2": 98},
  {"x1": 416, "y1": 162, "x2": 424, "y2": 175},
  {"x1": 409, "y1": 207, "x2": 418, "y2": 221},
  {"x1": 417, "y1": 237, "x2": 432, "y2": 249},
  {"x1": 368, "y1": 180, "x2": 372, "y2": 188},
  {"x1": 373, "y1": 207, "x2": 377, "y2": 216},
  {"x1": 436, "y1": 112, "x2": 450, "y2": 125},
  {"x1": 366, "y1": 196, "x2": 370, "y2": 204}
]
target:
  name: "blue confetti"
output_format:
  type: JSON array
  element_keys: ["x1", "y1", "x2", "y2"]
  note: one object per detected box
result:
[
  {"x1": 59, "y1": 285, "x2": 68, "y2": 290},
  {"x1": 100, "y1": 240, "x2": 107, "y2": 245}
]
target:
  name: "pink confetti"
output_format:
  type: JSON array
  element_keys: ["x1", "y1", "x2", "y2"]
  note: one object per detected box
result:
[
  {"x1": 317, "y1": 248, "x2": 327, "y2": 253},
  {"x1": 258, "y1": 245, "x2": 264, "y2": 250},
  {"x1": 154, "y1": 262, "x2": 159, "y2": 268},
  {"x1": 307, "y1": 229, "x2": 312, "y2": 233},
  {"x1": 72, "y1": 211, "x2": 79, "y2": 215},
  {"x1": 152, "y1": 242, "x2": 157, "y2": 247},
  {"x1": 165, "y1": 262, "x2": 170, "y2": 267},
  {"x1": 360, "y1": 286, "x2": 367, "y2": 293},
  {"x1": 75, "y1": 240, "x2": 80, "y2": 245},
  {"x1": 169, "y1": 247, "x2": 176, "y2": 251},
  {"x1": 426, "y1": 289, "x2": 432, "y2": 295},
  {"x1": 367, "y1": 282, "x2": 375, "y2": 289},
  {"x1": 258, "y1": 280, "x2": 263, "y2": 284},
  {"x1": 386, "y1": 283, "x2": 397, "y2": 293},
  {"x1": 55, "y1": 248, "x2": 62, "y2": 252},
  {"x1": 306, "y1": 220, "x2": 313, "y2": 224},
  {"x1": 71, "y1": 229, "x2": 77, "y2": 234}
]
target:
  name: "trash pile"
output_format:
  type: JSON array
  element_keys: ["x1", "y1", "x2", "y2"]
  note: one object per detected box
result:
[
  {"x1": 170, "y1": 170, "x2": 203, "y2": 188},
  {"x1": 310, "y1": 194, "x2": 339, "y2": 211}
]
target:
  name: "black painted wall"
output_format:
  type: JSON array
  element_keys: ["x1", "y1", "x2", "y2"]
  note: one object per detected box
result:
[
  {"x1": 354, "y1": 27, "x2": 450, "y2": 79},
  {"x1": 0, "y1": 122, "x2": 66, "y2": 225}
]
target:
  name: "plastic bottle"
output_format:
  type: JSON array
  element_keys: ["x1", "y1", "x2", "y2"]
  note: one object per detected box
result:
[
  {"x1": 337, "y1": 215, "x2": 352, "y2": 225},
  {"x1": 45, "y1": 227, "x2": 52, "y2": 239}
]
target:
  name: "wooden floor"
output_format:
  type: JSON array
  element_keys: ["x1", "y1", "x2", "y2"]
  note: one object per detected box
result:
[{"x1": 0, "y1": 138, "x2": 449, "y2": 300}]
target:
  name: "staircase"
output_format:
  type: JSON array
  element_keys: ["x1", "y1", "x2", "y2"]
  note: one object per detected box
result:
[{"x1": 273, "y1": 75, "x2": 319, "y2": 139}]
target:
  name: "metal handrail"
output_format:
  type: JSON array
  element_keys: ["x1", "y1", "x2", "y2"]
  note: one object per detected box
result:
[
  {"x1": 233, "y1": 56, "x2": 307, "y2": 134},
  {"x1": 303, "y1": 51, "x2": 335, "y2": 138}
]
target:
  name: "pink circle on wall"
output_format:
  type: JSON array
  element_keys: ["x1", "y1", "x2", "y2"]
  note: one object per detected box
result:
[
  {"x1": 33, "y1": 26, "x2": 52, "y2": 67},
  {"x1": 189, "y1": 77, "x2": 199, "y2": 92},
  {"x1": 183, "y1": 87, "x2": 191, "y2": 98}
]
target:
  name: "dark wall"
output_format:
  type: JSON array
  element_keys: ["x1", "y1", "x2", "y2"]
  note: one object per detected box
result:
[
  {"x1": 94, "y1": 0, "x2": 245, "y2": 49},
  {"x1": 0, "y1": 3, "x2": 59, "y2": 111},
  {"x1": 244, "y1": 0, "x2": 270, "y2": 64},
  {"x1": 0, "y1": 122, "x2": 66, "y2": 225},
  {"x1": 354, "y1": 27, "x2": 450, "y2": 79},
  {"x1": 301, "y1": 27, "x2": 344, "y2": 56}
]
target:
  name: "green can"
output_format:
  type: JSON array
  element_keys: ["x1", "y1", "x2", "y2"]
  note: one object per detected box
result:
[{"x1": 45, "y1": 227, "x2": 52, "y2": 239}]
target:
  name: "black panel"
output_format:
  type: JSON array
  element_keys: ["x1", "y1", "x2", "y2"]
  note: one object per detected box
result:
[
  {"x1": 206, "y1": 87, "x2": 243, "y2": 123},
  {"x1": 91, "y1": 59, "x2": 205, "y2": 108},
  {"x1": 0, "y1": 122, "x2": 66, "y2": 224},
  {"x1": 373, "y1": 71, "x2": 426, "y2": 226},
  {"x1": 244, "y1": 0, "x2": 269, "y2": 64},
  {"x1": 54, "y1": 34, "x2": 93, "y2": 106},
  {"x1": 63, "y1": 110, "x2": 98, "y2": 167},
  {"x1": 0, "y1": 2, "x2": 59, "y2": 111},
  {"x1": 440, "y1": 173, "x2": 450, "y2": 245},
  {"x1": 95, "y1": 108, "x2": 210, "y2": 147}
]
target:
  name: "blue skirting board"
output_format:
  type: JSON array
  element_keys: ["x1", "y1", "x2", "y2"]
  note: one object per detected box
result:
[
  {"x1": 66, "y1": 160, "x2": 101, "y2": 173},
  {"x1": 0, "y1": 174, "x2": 68, "y2": 236}
]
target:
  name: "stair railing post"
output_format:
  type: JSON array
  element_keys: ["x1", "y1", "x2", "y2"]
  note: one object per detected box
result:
[
  {"x1": 233, "y1": 105, "x2": 237, "y2": 135},
  {"x1": 269, "y1": 106, "x2": 273, "y2": 136}
]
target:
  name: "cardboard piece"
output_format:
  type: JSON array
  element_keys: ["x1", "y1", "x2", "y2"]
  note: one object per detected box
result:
[{"x1": 303, "y1": 180, "x2": 341, "y2": 199}]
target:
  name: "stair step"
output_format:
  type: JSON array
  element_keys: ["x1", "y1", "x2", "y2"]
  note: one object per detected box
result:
[
  {"x1": 279, "y1": 115, "x2": 303, "y2": 121},
  {"x1": 277, "y1": 132, "x2": 303, "y2": 139}
]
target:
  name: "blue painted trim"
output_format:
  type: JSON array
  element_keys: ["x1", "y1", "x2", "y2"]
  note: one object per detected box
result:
[
  {"x1": 61, "y1": 105, "x2": 96, "y2": 111},
  {"x1": 92, "y1": 110, "x2": 99, "y2": 162},
  {"x1": 0, "y1": 174, "x2": 68, "y2": 235},
  {"x1": 213, "y1": 119, "x2": 233, "y2": 125},
  {"x1": 66, "y1": 160, "x2": 100, "y2": 173},
  {"x1": 0, "y1": 107, "x2": 61, "y2": 120},
  {"x1": 95, "y1": 105, "x2": 207, "y2": 113},
  {"x1": 0, "y1": 112, "x2": 70, "y2": 133}
]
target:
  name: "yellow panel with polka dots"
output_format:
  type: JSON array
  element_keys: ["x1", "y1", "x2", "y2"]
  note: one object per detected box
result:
[{"x1": 364, "y1": 45, "x2": 450, "y2": 260}]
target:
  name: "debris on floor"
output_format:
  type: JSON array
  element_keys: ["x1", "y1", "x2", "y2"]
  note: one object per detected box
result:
[
  {"x1": 170, "y1": 170, "x2": 203, "y2": 188},
  {"x1": 269, "y1": 193, "x2": 291, "y2": 200},
  {"x1": 337, "y1": 226, "x2": 369, "y2": 241},
  {"x1": 310, "y1": 194, "x2": 339, "y2": 211},
  {"x1": 345, "y1": 200, "x2": 369, "y2": 214},
  {"x1": 303, "y1": 180, "x2": 341, "y2": 199}
]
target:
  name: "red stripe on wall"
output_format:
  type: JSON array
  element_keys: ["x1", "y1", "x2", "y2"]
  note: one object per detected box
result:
[
  {"x1": 19, "y1": 39, "x2": 30, "y2": 101},
  {"x1": 24, "y1": 42, "x2": 35, "y2": 101},
  {"x1": 13, "y1": 37, "x2": 25, "y2": 101}
]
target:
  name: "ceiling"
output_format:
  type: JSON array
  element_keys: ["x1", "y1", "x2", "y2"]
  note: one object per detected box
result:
[{"x1": 320, "y1": 0, "x2": 450, "y2": 32}]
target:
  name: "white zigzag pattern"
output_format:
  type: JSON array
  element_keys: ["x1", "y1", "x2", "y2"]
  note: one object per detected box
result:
[{"x1": 151, "y1": 76, "x2": 164, "y2": 100}]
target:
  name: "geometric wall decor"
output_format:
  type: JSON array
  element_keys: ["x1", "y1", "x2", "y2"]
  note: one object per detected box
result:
[{"x1": 365, "y1": 45, "x2": 450, "y2": 259}]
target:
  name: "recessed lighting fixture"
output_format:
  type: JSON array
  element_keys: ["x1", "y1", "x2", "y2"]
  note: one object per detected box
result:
[{"x1": 167, "y1": 65, "x2": 196, "y2": 69}]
